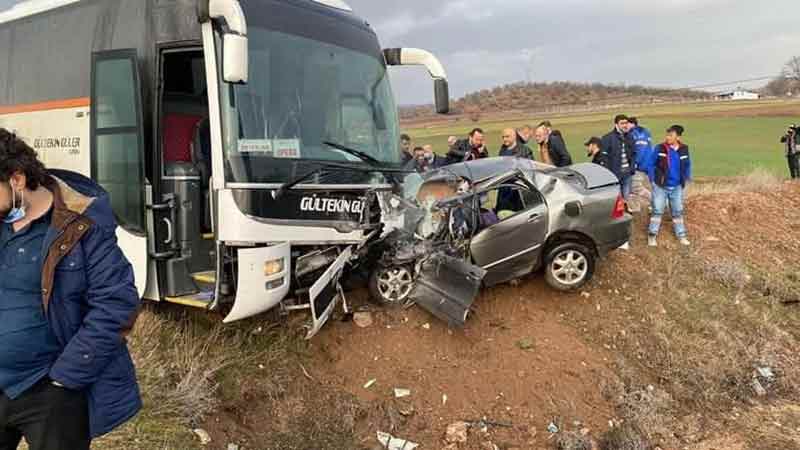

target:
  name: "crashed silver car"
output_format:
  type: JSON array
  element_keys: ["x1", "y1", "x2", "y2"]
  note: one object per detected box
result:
[{"x1": 368, "y1": 157, "x2": 632, "y2": 326}]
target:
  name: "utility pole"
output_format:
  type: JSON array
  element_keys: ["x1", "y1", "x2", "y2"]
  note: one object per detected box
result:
[{"x1": 521, "y1": 49, "x2": 535, "y2": 83}]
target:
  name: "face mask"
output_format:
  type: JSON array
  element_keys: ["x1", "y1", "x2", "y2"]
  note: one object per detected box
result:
[{"x1": 4, "y1": 187, "x2": 26, "y2": 224}]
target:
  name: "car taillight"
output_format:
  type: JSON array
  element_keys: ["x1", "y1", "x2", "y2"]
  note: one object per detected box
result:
[{"x1": 612, "y1": 195, "x2": 625, "y2": 219}]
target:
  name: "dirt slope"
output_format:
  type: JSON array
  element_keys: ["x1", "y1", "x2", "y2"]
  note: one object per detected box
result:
[{"x1": 190, "y1": 179, "x2": 800, "y2": 450}]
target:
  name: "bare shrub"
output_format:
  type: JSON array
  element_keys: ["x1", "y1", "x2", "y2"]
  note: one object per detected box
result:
[
  {"x1": 127, "y1": 309, "x2": 283, "y2": 426},
  {"x1": 700, "y1": 258, "x2": 751, "y2": 290},
  {"x1": 599, "y1": 421, "x2": 651, "y2": 450},
  {"x1": 555, "y1": 431, "x2": 596, "y2": 450}
]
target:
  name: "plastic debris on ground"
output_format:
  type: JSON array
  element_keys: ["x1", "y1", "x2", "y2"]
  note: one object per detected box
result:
[
  {"x1": 394, "y1": 388, "x2": 411, "y2": 398},
  {"x1": 445, "y1": 422, "x2": 469, "y2": 443},
  {"x1": 353, "y1": 311, "x2": 374, "y2": 328},
  {"x1": 192, "y1": 428, "x2": 212, "y2": 445},
  {"x1": 376, "y1": 431, "x2": 419, "y2": 450},
  {"x1": 756, "y1": 366, "x2": 775, "y2": 380},
  {"x1": 364, "y1": 378, "x2": 377, "y2": 389},
  {"x1": 547, "y1": 422, "x2": 559, "y2": 433}
]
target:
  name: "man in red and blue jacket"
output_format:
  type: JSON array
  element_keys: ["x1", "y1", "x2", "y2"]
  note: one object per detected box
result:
[
  {"x1": 646, "y1": 125, "x2": 692, "y2": 247},
  {"x1": 0, "y1": 129, "x2": 140, "y2": 450}
]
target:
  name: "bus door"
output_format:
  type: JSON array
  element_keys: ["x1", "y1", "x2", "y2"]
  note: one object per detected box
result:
[
  {"x1": 154, "y1": 47, "x2": 217, "y2": 307},
  {"x1": 90, "y1": 49, "x2": 151, "y2": 299}
]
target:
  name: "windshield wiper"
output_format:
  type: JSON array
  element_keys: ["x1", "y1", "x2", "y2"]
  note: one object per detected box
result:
[
  {"x1": 323, "y1": 141, "x2": 383, "y2": 167},
  {"x1": 273, "y1": 161, "x2": 411, "y2": 199},
  {"x1": 274, "y1": 165, "x2": 331, "y2": 200}
]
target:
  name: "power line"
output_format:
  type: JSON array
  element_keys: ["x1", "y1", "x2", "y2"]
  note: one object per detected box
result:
[{"x1": 684, "y1": 75, "x2": 775, "y2": 90}]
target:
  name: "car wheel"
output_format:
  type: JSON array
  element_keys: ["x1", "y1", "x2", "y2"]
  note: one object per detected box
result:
[
  {"x1": 368, "y1": 266, "x2": 415, "y2": 306},
  {"x1": 544, "y1": 242, "x2": 595, "y2": 291}
]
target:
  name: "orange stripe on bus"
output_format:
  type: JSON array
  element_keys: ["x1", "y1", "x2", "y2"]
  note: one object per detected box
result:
[{"x1": 0, "y1": 97, "x2": 90, "y2": 115}]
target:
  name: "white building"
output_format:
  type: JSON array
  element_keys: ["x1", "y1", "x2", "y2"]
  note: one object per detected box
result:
[{"x1": 717, "y1": 90, "x2": 761, "y2": 100}]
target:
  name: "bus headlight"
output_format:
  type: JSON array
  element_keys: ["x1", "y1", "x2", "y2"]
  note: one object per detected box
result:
[{"x1": 264, "y1": 258, "x2": 285, "y2": 276}]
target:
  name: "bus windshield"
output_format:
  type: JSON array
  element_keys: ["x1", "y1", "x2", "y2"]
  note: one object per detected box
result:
[{"x1": 218, "y1": 15, "x2": 401, "y2": 186}]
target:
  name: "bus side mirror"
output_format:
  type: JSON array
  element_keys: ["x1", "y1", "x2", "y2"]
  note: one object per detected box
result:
[
  {"x1": 383, "y1": 48, "x2": 450, "y2": 115},
  {"x1": 223, "y1": 34, "x2": 248, "y2": 84},
  {"x1": 435, "y1": 79, "x2": 450, "y2": 114},
  {"x1": 199, "y1": 0, "x2": 249, "y2": 84}
]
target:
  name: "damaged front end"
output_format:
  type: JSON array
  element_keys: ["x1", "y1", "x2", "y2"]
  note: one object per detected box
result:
[{"x1": 370, "y1": 173, "x2": 486, "y2": 327}]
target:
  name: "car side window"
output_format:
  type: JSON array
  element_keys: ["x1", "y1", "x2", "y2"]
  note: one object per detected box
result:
[
  {"x1": 479, "y1": 183, "x2": 540, "y2": 225},
  {"x1": 518, "y1": 183, "x2": 544, "y2": 209}
]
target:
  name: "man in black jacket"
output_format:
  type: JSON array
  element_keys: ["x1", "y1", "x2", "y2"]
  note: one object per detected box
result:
[
  {"x1": 400, "y1": 134, "x2": 413, "y2": 165},
  {"x1": 585, "y1": 137, "x2": 607, "y2": 166},
  {"x1": 781, "y1": 126, "x2": 800, "y2": 179},
  {"x1": 534, "y1": 124, "x2": 572, "y2": 167},
  {"x1": 499, "y1": 128, "x2": 533, "y2": 159},
  {"x1": 516, "y1": 125, "x2": 534, "y2": 146},
  {"x1": 600, "y1": 114, "x2": 637, "y2": 200},
  {"x1": 444, "y1": 128, "x2": 488, "y2": 165}
]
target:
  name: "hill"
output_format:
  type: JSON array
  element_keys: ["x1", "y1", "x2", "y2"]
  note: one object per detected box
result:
[{"x1": 400, "y1": 81, "x2": 714, "y2": 123}]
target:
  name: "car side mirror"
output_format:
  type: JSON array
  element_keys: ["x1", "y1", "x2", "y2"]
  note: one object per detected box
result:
[{"x1": 222, "y1": 34, "x2": 248, "y2": 84}]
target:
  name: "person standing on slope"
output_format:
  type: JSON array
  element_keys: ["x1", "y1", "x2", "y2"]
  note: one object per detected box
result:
[
  {"x1": 628, "y1": 116, "x2": 654, "y2": 212},
  {"x1": 647, "y1": 125, "x2": 692, "y2": 247}
]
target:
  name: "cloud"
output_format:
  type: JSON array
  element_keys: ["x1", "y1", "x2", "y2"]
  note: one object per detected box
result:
[
  {"x1": 2, "y1": 0, "x2": 797, "y2": 105},
  {"x1": 350, "y1": 0, "x2": 800, "y2": 103}
]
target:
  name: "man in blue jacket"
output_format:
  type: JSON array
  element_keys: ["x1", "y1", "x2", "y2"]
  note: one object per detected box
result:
[
  {"x1": 628, "y1": 117, "x2": 654, "y2": 212},
  {"x1": 599, "y1": 115, "x2": 637, "y2": 202},
  {"x1": 0, "y1": 129, "x2": 141, "y2": 449},
  {"x1": 647, "y1": 125, "x2": 692, "y2": 247}
]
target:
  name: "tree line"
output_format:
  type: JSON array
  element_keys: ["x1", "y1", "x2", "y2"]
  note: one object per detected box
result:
[
  {"x1": 763, "y1": 56, "x2": 800, "y2": 97},
  {"x1": 399, "y1": 81, "x2": 712, "y2": 121}
]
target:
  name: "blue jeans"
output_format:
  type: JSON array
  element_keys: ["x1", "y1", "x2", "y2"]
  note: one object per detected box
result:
[
  {"x1": 649, "y1": 184, "x2": 687, "y2": 238},
  {"x1": 620, "y1": 174, "x2": 633, "y2": 200}
]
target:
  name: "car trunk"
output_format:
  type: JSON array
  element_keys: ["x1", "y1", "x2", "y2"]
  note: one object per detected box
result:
[{"x1": 548, "y1": 163, "x2": 620, "y2": 190}]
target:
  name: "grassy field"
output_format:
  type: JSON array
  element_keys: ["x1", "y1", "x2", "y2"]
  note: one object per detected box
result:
[{"x1": 404, "y1": 99, "x2": 800, "y2": 178}]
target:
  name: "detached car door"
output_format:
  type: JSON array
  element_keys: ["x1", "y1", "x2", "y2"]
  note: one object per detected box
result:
[{"x1": 470, "y1": 181, "x2": 548, "y2": 286}]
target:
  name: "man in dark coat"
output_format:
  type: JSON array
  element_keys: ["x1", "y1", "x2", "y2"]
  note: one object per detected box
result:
[
  {"x1": 600, "y1": 114, "x2": 637, "y2": 200},
  {"x1": 534, "y1": 124, "x2": 572, "y2": 167},
  {"x1": 781, "y1": 126, "x2": 800, "y2": 179},
  {"x1": 444, "y1": 128, "x2": 488, "y2": 165},
  {"x1": 499, "y1": 128, "x2": 533, "y2": 159},
  {"x1": 516, "y1": 125, "x2": 533, "y2": 147},
  {"x1": 585, "y1": 136, "x2": 607, "y2": 167},
  {"x1": 400, "y1": 134, "x2": 414, "y2": 165},
  {"x1": 0, "y1": 129, "x2": 141, "y2": 449}
]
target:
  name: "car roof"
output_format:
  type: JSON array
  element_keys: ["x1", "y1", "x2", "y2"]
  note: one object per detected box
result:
[{"x1": 428, "y1": 157, "x2": 553, "y2": 183}]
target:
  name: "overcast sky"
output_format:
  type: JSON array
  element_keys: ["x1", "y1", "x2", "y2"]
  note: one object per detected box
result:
[{"x1": 2, "y1": 0, "x2": 799, "y2": 105}]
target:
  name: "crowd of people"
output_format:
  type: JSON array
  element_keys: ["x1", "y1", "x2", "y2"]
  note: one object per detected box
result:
[{"x1": 400, "y1": 114, "x2": 694, "y2": 247}]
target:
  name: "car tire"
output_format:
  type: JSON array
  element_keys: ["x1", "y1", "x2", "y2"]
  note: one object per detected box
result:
[
  {"x1": 544, "y1": 242, "x2": 595, "y2": 292},
  {"x1": 368, "y1": 266, "x2": 415, "y2": 306}
]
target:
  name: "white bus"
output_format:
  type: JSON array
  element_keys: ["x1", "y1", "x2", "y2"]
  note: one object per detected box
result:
[{"x1": 0, "y1": 0, "x2": 449, "y2": 337}]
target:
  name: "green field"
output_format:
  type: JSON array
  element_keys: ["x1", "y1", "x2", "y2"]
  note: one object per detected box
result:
[{"x1": 405, "y1": 100, "x2": 800, "y2": 178}]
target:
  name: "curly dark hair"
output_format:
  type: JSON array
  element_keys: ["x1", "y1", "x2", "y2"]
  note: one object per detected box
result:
[{"x1": 0, "y1": 128, "x2": 52, "y2": 191}]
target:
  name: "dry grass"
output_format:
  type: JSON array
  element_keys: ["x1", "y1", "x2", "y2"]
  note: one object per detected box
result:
[
  {"x1": 555, "y1": 431, "x2": 597, "y2": 450},
  {"x1": 688, "y1": 168, "x2": 785, "y2": 197},
  {"x1": 599, "y1": 421, "x2": 651, "y2": 450},
  {"x1": 587, "y1": 224, "x2": 800, "y2": 449},
  {"x1": 95, "y1": 307, "x2": 291, "y2": 450}
]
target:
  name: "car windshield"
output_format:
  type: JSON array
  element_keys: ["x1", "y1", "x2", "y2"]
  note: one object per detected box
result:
[{"x1": 218, "y1": 18, "x2": 401, "y2": 186}]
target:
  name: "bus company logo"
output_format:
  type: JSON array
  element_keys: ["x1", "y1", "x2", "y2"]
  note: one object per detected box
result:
[
  {"x1": 33, "y1": 136, "x2": 81, "y2": 155},
  {"x1": 300, "y1": 196, "x2": 364, "y2": 215}
]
